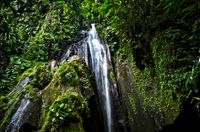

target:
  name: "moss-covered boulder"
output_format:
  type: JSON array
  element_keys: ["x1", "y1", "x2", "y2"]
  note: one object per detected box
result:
[
  {"x1": 40, "y1": 56, "x2": 94, "y2": 131},
  {"x1": 0, "y1": 56, "x2": 94, "y2": 132},
  {"x1": 40, "y1": 88, "x2": 88, "y2": 132}
]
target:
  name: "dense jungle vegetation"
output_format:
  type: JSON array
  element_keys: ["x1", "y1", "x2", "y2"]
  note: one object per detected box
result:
[{"x1": 0, "y1": 0, "x2": 200, "y2": 131}]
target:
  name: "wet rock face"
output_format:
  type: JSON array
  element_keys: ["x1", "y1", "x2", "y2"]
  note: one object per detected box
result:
[
  {"x1": 113, "y1": 55, "x2": 179, "y2": 132},
  {"x1": 114, "y1": 57, "x2": 155, "y2": 132},
  {"x1": 13, "y1": 77, "x2": 30, "y2": 94},
  {"x1": 6, "y1": 94, "x2": 42, "y2": 132}
]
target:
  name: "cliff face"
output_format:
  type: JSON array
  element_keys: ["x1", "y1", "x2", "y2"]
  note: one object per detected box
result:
[
  {"x1": 111, "y1": 26, "x2": 200, "y2": 131},
  {"x1": 114, "y1": 54, "x2": 180, "y2": 132}
]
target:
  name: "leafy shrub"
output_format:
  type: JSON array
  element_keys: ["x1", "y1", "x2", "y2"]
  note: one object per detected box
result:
[
  {"x1": 0, "y1": 57, "x2": 32, "y2": 95},
  {"x1": 42, "y1": 89, "x2": 88, "y2": 131}
]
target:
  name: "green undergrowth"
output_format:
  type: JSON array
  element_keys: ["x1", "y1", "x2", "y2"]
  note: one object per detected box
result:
[
  {"x1": 6, "y1": 63, "x2": 52, "y2": 98},
  {"x1": 152, "y1": 27, "x2": 200, "y2": 112},
  {"x1": 0, "y1": 57, "x2": 33, "y2": 95},
  {"x1": 0, "y1": 0, "x2": 83, "y2": 96},
  {"x1": 81, "y1": 0, "x2": 200, "y2": 120}
]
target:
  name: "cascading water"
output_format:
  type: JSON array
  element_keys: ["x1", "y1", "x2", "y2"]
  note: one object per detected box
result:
[
  {"x1": 87, "y1": 24, "x2": 112, "y2": 132},
  {"x1": 57, "y1": 24, "x2": 114, "y2": 131}
]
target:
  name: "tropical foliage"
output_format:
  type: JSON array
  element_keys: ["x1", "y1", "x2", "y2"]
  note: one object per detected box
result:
[
  {"x1": 0, "y1": 0, "x2": 199, "y2": 125},
  {"x1": 0, "y1": 0, "x2": 82, "y2": 95}
]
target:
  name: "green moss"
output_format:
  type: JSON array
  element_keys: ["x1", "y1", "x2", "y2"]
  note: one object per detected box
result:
[
  {"x1": 0, "y1": 96, "x2": 7, "y2": 108},
  {"x1": 39, "y1": 57, "x2": 92, "y2": 131},
  {"x1": 17, "y1": 63, "x2": 45, "y2": 83},
  {"x1": 0, "y1": 96, "x2": 8, "y2": 127},
  {"x1": 127, "y1": 93, "x2": 137, "y2": 122},
  {"x1": 54, "y1": 57, "x2": 93, "y2": 94},
  {"x1": 0, "y1": 90, "x2": 26, "y2": 130},
  {"x1": 6, "y1": 63, "x2": 51, "y2": 98},
  {"x1": 30, "y1": 66, "x2": 52, "y2": 90},
  {"x1": 40, "y1": 88, "x2": 88, "y2": 132},
  {"x1": 55, "y1": 61, "x2": 79, "y2": 86},
  {"x1": 42, "y1": 78, "x2": 64, "y2": 106},
  {"x1": 131, "y1": 54, "x2": 180, "y2": 122},
  {"x1": 0, "y1": 56, "x2": 93, "y2": 131},
  {"x1": 0, "y1": 64, "x2": 52, "y2": 131},
  {"x1": 18, "y1": 64, "x2": 52, "y2": 90},
  {"x1": 29, "y1": 87, "x2": 38, "y2": 101},
  {"x1": 0, "y1": 106, "x2": 17, "y2": 131},
  {"x1": 109, "y1": 70, "x2": 116, "y2": 85},
  {"x1": 4, "y1": 64, "x2": 51, "y2": 111}
]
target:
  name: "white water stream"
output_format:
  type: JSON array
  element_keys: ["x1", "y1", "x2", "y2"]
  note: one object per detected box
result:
[{"x1": 87, "y1": 24, "x2": 112, "y2": 132}]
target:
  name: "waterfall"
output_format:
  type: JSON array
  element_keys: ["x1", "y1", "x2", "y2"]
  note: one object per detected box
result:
[
  {"x1": 87, "y1": 24, "x2": 112, "y2": 132},
  {"x1": 57, "y1": 23, "x2": 127, "y2": 131},
  {"x1": 58, "y1": 24, "x2": 113, "y2": 131}
]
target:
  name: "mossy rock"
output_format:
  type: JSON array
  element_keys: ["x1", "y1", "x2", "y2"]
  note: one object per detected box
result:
[
  {"x1": 1, "y1": 56, "x2": 93, "y2": 132},
  {"x1": 39, "y1": 56, "x2": 93, "y2": 131},
  {"x1": 0, "y1": 64, "x2": 52, "y2": 131},
  {"x1": 40, "y1": 88, "x2": 88, "y2": 132},
  {"x1": 42, "y1": 78, "x2": 64, "y2": 106},
  {"x1": 0, "y1": 85, "x2": 31, "y2": 130},
  {"x1": 31, "y1": 67, "x2": 52, "y2": 90},
  {"x1": 6, "y1": 94, "x2": 42, "y2": 132},
  {"x1": 42, "y1": 56, "x2": 93, "y2": 105}
]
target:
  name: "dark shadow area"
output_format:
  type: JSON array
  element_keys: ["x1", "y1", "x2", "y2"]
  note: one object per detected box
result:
[
  {"x1": 83, "y1": 95, "x2": 105, "y2": 132},
  {"x1": 159, "y1": 101, "x2": 200, "y2": 132},
  {"x1": 19, "y1": 123, "x2": 37, "y2": 132}
]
